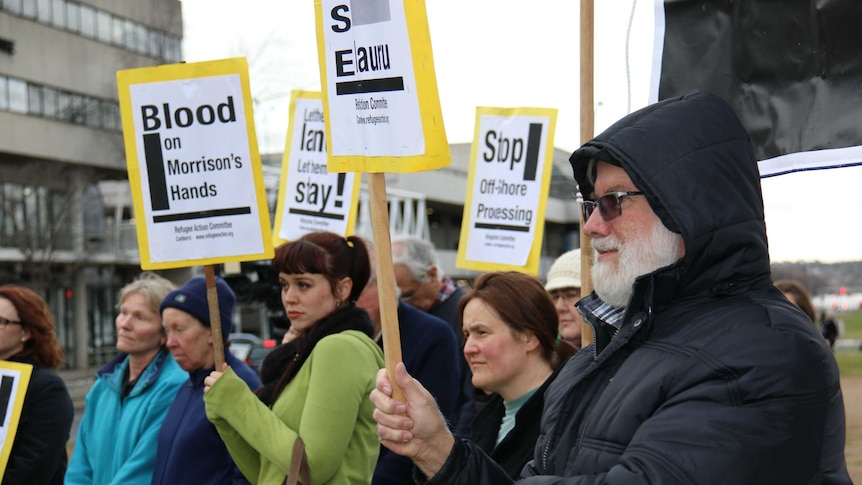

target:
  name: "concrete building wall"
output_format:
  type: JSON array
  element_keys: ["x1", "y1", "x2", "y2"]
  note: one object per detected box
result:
[{"x1": 0, "y1": 0, "x2": 184, "y2": 369}]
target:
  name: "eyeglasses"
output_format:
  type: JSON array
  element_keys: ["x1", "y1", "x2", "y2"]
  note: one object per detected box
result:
[
  {"x1": 581, "y1": 191, "x2": 645, "y2": 222},
  {"x1": 550, "y1": 290, "x2": 581, "y2": 303},
  {"x1": 0, "y1": 317, "x2": 22, "y2": 329}
]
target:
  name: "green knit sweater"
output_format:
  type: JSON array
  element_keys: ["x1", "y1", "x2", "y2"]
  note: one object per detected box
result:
[{"x1": 205, "y1": 330, "x2": 384, "y2": 484}]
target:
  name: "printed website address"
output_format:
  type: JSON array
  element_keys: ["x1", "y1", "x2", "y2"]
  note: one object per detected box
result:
[
  {"x1": 195, "y1": 231, "x2": 234, "y2": 240},
  {"x1": 356, "y1": 114, "x2": 390, "y2": 125}
]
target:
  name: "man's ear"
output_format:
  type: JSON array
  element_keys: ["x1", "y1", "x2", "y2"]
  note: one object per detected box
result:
[
  {"x1": 427, "y1": 266, "x2": 439, "y2": 282},
  {"x1": 336, "y1": 277, "x2": 353, "y2": 302}
]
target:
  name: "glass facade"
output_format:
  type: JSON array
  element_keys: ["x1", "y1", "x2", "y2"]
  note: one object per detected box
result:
[
  {"x1": 0, "y1": 0, "x2": 181, "y2": 62},
  {"x1": 0, "y1": 74, "x2": 122, "y2": 132}
]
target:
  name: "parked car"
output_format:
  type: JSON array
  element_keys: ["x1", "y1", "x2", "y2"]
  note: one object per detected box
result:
[{"x1": 228, "y1": 333, "x2": 276, "y2": 374}]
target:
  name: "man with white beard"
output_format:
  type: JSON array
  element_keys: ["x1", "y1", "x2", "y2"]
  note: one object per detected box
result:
[{"x1": 370, "y1": 93, "x2": 851, "y2": 484}]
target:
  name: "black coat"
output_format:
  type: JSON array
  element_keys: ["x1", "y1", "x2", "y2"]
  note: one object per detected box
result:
[
  {"x1": 2, "y1": 357, "x2": 73, "y2": 485},
  {"x1": 470, "y1": 368, "x2": 560, "y2": 480},
  {"x1": 423, "y1": 93, "x2": 851, "y2": 484}
]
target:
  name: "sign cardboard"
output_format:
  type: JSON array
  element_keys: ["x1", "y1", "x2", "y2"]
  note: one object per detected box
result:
[
  {"x1": 314, "y1": 0, "x2": 450, "y2": 173},
  {"x1": 0, "y1": 361, "x2": 32, "y2": 479},
  {"x1": 272, "y1": 91, "x2": 361, "y2": 245},
  {"x1": 457, "y1": 107, "x2": 558, "y2": 275},
  {"x1": 117, "y1": 58, "x2": 274, "y2": 269}
]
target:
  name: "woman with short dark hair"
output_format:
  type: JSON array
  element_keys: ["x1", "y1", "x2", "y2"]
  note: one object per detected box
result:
[{"x1": 204, "y1": 231, "x2": 385, "y2": 484}]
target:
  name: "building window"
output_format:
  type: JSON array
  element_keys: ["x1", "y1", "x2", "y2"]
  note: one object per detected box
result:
[
  {"x1": 50, "y1": 0, "x2": 65, "y2": 28},
  {"x1": 65, "y1": 1, "x2": 79, "y2": 33},
  {"x1": 0, "y1": 76, "x2": 7, "y2": 111},
  {"x1": 134, "y1": 24, "x2": 147, "y2": 54},
  {"x1": 36, "y1": 0, "x2": 52, "y2": 23},
  {"x1": 84, "y1": 97, "x2": 100, "y2": 127},
  {"x1": 7, "y1": 79, "x2": 27, "y2": 114},
  {"x1": 111, "y1": 15, "x2": 125, "y2": 46},
  {"x1": 20, "y1": 0, "x2": 35, "y2": 18},
  {"x1": 43, "y1": 86, "x2": 58, "y2": 118},
  {"x1": 2, "y1": 0, "x2": 23, "y2": 15},
  {"x1": 79, "y1": 4, "x2": 95, "y2": 38},
  {"x1": 95, "y1": 10, "x2": 111, "y2": 44},
  {"x1": 27, "y1": 84, "x2": 43, "y2": 115}
]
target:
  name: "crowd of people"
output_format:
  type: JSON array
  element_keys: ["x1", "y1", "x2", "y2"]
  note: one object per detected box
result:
[{"x1": 0, "y1": 93, "x2": 851, "y2": 484}]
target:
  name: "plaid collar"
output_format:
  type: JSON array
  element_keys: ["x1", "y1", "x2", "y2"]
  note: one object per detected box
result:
[
  {"x1": 433, "y1": 276, "x2": 458, "y2": 307},
  {"x1": 581, "y1": 296, "x2": 626, "y2": 329}
]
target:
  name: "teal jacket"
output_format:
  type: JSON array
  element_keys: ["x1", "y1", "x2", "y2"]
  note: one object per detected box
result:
[
  {"x1": 66, "y1": 349, "x2": 186, "y2": 485},
  {"x1": 205, "y1": 330, "x2": 384, "y2": 484}
]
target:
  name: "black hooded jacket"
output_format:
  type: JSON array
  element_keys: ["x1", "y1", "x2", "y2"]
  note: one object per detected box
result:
[{"x1": 422, "y1": 93, "x2": 850, "y2": 484}]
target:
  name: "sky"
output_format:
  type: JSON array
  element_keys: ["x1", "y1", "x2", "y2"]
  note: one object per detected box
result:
[{"x1": 180, "y1": 0, "x2": 862, "y2": 263}]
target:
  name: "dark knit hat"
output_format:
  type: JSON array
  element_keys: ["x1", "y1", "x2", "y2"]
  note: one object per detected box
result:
[{"x1": 159, "y1": 276, "x2": 235, "y2": 338}]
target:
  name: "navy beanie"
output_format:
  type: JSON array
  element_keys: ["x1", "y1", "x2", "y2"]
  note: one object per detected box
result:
[{"x1": 159, "y1": 276, "x2": 235, "y2": 339}]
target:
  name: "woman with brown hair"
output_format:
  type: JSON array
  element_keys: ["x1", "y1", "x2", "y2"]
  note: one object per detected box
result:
[
  {"x1": 458, "y1": 271, "x2": 576, "y2": 479},
  {"x1": 774, "y1": 279, "x2": 817, "y2": 323},
  {"x1": 0, "y1": 284, "x2": 73, "y2": 485}
]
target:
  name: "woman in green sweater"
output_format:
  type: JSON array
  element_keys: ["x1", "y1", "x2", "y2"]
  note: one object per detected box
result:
[{"x1": 204, "y1": 231, "x2": 384, "y2": 484}]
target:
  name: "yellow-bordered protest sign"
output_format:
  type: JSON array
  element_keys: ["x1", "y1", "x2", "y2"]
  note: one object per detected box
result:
[
  {"x1": 457, "y1": 107, "x2": 558, "y2": 275},
  {"x1": 0, "y1": 360, "x2": 33, "y2": 480},
  {"x1": 314, "y1": 0, "x2": 451, "y2": 399},
  {"x1": 314, "y1": 0, "x2": 450, "y2": 173},
  {"x1": 272, "y1": 91, "x2": 362, "y2": 246},
  {"x1": 117, "y1": 58, "x2": 274, "y2": 270}
]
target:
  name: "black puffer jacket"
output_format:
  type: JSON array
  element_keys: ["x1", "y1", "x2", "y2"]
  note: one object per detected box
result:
[{"x1": 425, "y1": 93, "x2": 851, "y2": 484}]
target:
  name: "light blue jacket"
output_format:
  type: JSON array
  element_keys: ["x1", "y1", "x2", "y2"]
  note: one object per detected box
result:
[{"x1": 65, "y1": 349, "x2": 186, "y2": 485}]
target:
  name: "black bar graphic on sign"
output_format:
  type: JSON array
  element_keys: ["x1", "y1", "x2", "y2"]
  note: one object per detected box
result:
[
  {"x1": 0, "y1": 375, "x2": 14, "y2": 423},
  {"x1": 336, "y1": 77, "x2": 404, "y2": 95},
  {"x1": 143, "y1": 133, "x2": 170, "y2": 211},
  {"x1": 288, "y1": 208, "x2": 346, "y2": 220},
  {"x1": 474, "y1": 223, "x2": 530, "y2": 232},
  {"x1": 152, "y1": 207, "x2": 251, "y2": 223},
  {"x1": 523, "y1": 123, "x2": 543, "y2": 181}
]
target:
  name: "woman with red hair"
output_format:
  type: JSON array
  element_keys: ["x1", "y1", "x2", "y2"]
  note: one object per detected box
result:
[{"x1": 0, "y1": 284, "x2": 73, "y2": 484}]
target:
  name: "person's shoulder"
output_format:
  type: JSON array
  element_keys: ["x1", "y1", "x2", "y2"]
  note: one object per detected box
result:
[
  {"x1": 317, "y1": 330, "x2": 384, "y2": 363},
  {"x1": 671, "y1": 293, "x2": 835, "y2": 377},
  {"x1": 398, "y1": 301, "x2": 456, "y2": 333},
  {"x1": 26, "y1": 362, "x2": 67, "y2": 388}
]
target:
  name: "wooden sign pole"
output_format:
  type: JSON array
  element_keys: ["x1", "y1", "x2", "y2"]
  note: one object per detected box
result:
[
  {"x1": 205, "y1": 264, "x2": 226, "y2": 369},
  {"x1": 580, "y1": 0, "x2": 596, "y2": 347},
  {"x1": 368, "y1": 173, "x2": 405, "y2": 401}
]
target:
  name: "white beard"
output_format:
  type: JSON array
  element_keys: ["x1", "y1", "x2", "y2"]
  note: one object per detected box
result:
[{"x1": 591, "y1": 220, "x2": 684, "y2": 307}]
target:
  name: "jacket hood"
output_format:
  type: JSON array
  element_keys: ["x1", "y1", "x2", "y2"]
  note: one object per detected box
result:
[{"x1": 570, "y1": 92, "x2": 771, "y2": 302}]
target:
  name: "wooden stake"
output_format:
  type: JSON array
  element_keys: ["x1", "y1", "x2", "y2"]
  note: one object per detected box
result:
[
  {"x1": 580, "y1": 0, "x2": 596, "y2": 347},
  {"x1": 368, "y1": 173, "x2": 405, "y2": 401},
  {"x1": 205, "y1": 265, "x2": 226, "y2": 370}
]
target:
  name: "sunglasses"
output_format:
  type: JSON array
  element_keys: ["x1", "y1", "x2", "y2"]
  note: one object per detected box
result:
[{"x1": 581, "y1": 191, "x2": 645, "y2": 222}]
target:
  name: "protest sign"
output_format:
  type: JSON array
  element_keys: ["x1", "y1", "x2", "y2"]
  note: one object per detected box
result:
[
  {"x1": 0, "y1": 361, "x2": 32, "y2": 480},
  {"x1": 273, "y1": 91, "x2": 360, "y2": 245},
  {"x1": 117, "y1": 57, "x2": 274, "y2": 270},
  {"x1": 457, "y1": 107, "x2": 557, "y2": 275}
]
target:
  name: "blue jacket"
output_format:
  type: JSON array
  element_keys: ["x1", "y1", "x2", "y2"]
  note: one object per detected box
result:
[
  {"x1": 66, "y1": 349, "x2": 186, "y2": 485},
  {"x1": 151, "y1": 352, "x2": 261, "y2": 485},
  {"x1": 372, "y1": 301, "x2": 462, "y2": 485}
]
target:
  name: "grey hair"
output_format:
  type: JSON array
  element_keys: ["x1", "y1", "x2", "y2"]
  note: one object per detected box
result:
[
  {"x1": 361, "y1": 238, "x2": 401, "y2": 298},
  {"x1": 390, "y1": 235, "x2": 441, "y2": 283},
  {"x1": 116, "y1": 272, "x2": 176, "y2": 313}
]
